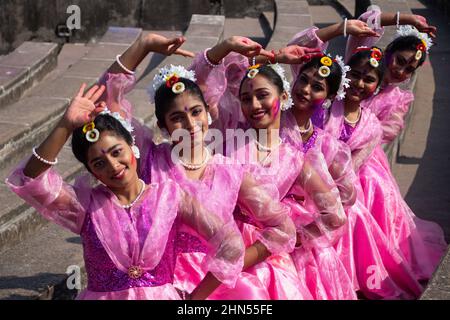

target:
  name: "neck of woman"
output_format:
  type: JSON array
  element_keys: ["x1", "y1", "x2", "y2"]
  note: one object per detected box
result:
[
  {"x1": 179, "y1": 142, "x2": 207, "y2": 165},
  {"x1": 255, "y1": 122, "x2": 280, "y2": 150},
  {"x1": 110, "y1": 177, "x2": 143, "y2": 206},
  {"x1": 292, "y1": 107, "x2": 314, "y2": 141}
]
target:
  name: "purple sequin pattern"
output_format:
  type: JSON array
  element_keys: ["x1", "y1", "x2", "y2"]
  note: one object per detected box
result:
[
  {"x1": 339, "y1": 122, "x2": 357, "y2": 143},
  {"x1": 303, "y1": 129, "x2": 318, "y2": 153},
  {"x1": 175, "y1": 232, "x2": 208, "y2": 254},
  {"x1": 81, "y1": 213, "x2": 177, "y2": 292}
]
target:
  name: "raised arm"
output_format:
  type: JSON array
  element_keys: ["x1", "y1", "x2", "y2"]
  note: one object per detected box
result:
[{"x1": 6, "y1": 84, "x2": 106, "y2": 233}]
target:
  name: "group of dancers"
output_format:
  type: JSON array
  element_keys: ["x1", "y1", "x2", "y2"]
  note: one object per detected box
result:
[{"x1": 6, "y1": 7, "x2": 447, "y2": 300}]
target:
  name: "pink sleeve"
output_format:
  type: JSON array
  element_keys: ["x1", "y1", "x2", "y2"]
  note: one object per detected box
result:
[
  {"x1": 179, "y1": 191, "x2": 245, "y2": 288},
  {"x1": 237, "y1": 172, "x2": 296, "y2": 255},
  {"x1": 287, "y1": 27, "x2": 329, "y2": 80},
  {"x1": 345, "y1": 8, "x2": 384, "y2": 62},
  {"x1": 98, "y1": 72, "x2": 137, "y2": 121},
  {"x1": 370, "y1": 89, "x2": 414, "y2": 144},
  {"x1": 5, "y1": 161, "x2": 87, "y2": 234},
  {"x1": 294, "y1": 153, "x2": 347, "y2": 248},
  {"x1": 324, "y1": 137, "x2": 357, "y2": 208},
  {"x1": 189, "y1": 50, "x2": 249, "y2": 132},
  {"x1": 351, "y1": 126, "x2": 382, "y2": 172}
]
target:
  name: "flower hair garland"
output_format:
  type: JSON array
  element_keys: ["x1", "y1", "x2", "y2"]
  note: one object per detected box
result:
[
  {"x1": 395, "y1": 25, "x2": 433, "y2": 54},
  {"x1": 82, "y1": 107, "x2": 140, "y2": 158},
  {"x1": 147, "y1": 65, "x2": 197, "y2": 103},
  {"x1": 315, "y1": 52, "x2": 350, "y2": 101},
  {"x1": 268, "y1": 63, "x2": 293, "y2": 110},
  {"x1": 334, "y1": 55, "x2": 351, "y2": 101},
  {"x1": 246, "y1": 63, "x2": 293, "y2": 110}
]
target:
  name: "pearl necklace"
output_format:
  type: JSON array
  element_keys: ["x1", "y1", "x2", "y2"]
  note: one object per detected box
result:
[
  {"x1": 253, "y1": 136, "x2": 283, "y2": 152},
  {"x1": 122, "y1": 179, "x2": 146, "y2": 209},
  {"x1": 178, "y1": 147, "x2": 211, "y2": 170},
  {"x1": 296, "y1": 119, "x2": 312, "y2": 134},
  {"x1": 344, "y1": 107, "x2": 361, "y2": 124}
]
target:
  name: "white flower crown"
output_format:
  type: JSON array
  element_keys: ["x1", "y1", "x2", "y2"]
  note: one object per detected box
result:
[
  {"x1": 334, "y1": 55, "x2": 351, "y2": 101},
  {"x1": 98, "y1": 108, "x2": 140, "y2": 158},
  {"x1": 395, "y1": 25, "x2": 433, "y2": 53},
  {"x1": 147, "y1": 64, "x2": 197, "y2": 103},
  {"x1": 266, "y1": 63, "x2": 293, "y2": 110}
]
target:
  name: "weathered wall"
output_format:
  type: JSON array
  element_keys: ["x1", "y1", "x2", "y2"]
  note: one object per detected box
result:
[{"x1": 0, "y1": 0, "x2": 273, "y2": 54}]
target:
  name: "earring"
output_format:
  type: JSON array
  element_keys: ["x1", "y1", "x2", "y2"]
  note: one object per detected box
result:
[
  {"x1": 322, "y1": 99, "x2": 332, "y2": 109},
  {"x1": 207, "y1": 112, "x2": 213, "y2": 125},
  {"x1": 373, "y1": 87, "x2": 380, "y2": 96},
  {"x1": 160, "y1": 128, "x2": 172, "y2": 142}
]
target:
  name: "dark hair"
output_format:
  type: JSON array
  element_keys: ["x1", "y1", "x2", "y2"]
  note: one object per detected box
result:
[
  {"x1": 347, "y1": 46, "x2": 385, "y2": 87},
  {"x1": 71, "y1": 114, "x2": 133, "y2": 171},
  {"x1": 239, "y1": 65, "x2": 284, "y2": 95},
  {"x1": 154, "y1": 78, "x2": 208, "y2": 128},
  {"x1": 296, "y1": 56, "x2": 343, "y2": 97},
  {"x1": 385, "y1": 35, "x2": 427, "y2": 67}
]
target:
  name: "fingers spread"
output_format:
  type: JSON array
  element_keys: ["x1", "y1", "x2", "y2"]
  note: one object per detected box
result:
[
  {"x1": 77, "y1": 83, "x2": 87, "y2": 97},
  {"x1": 89, "y1": 85, "x2": 106, "y2": 103}
]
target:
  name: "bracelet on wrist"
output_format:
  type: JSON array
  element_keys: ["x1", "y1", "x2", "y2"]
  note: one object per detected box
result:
[
  {"x1": 32, "y1": 147, "x2": 58, "y2": 166},
  {"x1": 204, "y1": 48, "x2": 222, "y2": 68},
  {"x1": 115, "y1": 55, "x2": 136, "y2": 75}
]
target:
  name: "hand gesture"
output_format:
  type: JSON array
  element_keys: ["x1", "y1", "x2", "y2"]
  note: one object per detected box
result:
[
  {"x1": 225, "y1": 36, "x2": 273, "y2": 58},
  {"x1": 345, "y1": 19, "x2": 380, "y2": 37},
  {"x1": 142, "y1": 33, "x2": 195, "y2": 58},
  {"x1": 410, "y1": 14, "x2": 437, "y2": 38},
  {"x1": 274, "y1": 45, "x2": 322, "y2": 64},
  {"x1": 63, "y1": 84, "x2": 106, "y2": 130}
]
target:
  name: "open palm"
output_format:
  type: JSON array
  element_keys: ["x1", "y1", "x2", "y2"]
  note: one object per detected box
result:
[{"x1": 63, "y1": 84, "x2": 106, "y2": 130}]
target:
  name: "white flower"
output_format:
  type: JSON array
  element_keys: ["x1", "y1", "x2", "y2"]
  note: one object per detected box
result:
[
  {"x1": 415, "y1": 50, "x2": 423, "y2": 60},
  {"x1": 86, "y1": 128, "x2": 100, "y2": 142},
  {"x1": 247, "y1": 68, "x2": 259, "y2": 79},
  {"x1": 318, "y1": 65, "x2": 331, "y2": 77},
  {"x1": 172, "y1": 82, "x2": 186, "y2": 94},
  {"x1": 369, "y1": 58, "x2": 379, "y2": 68}
]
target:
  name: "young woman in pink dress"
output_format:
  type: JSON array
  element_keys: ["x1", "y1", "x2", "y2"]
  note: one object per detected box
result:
[
  {"x1": 286, "y1": 22, "x2": 435, "y2": 299},
  {"x1": 190, "y1": 37, "x2": 355, "y2": 299},
  {"x1": 97, "y1": 33, "x2": 298, "y2": 300},
  {"x1": 343, "y1": 8, "x2": 447, "y2": 283},
  {"x1": 5, "y1": 84, "x2": 245, "y2": 300}
]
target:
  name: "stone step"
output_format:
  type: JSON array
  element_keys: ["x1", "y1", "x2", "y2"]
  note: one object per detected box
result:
[
  {"x1": 0, "y1": 27, "x2": 145, "y2": 253},
  {"x1": 0, "y1": 42, "x2": 59, "y2": 109},
  {"x1": 308, "y1": 3, "x2": 347, "y2": 56},
  {"x1": 266, "y1": 0, "x2": 313, "y2": 84},
  {"x1": 224, "y1": 16, "x2": 272, "y2": 47},
  {"x1": 0, "y1": 211, "x2": 84, "y2": 300}
]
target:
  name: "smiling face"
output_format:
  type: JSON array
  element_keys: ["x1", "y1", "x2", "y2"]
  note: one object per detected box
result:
[
  {"x1": 292, "y1": 67, "x2": 330, "y2": 111},
  {"x1": 346, "y1": 61, "x2": 381, "y2": 102},
  {"x1": 86, "y1": 131, "x2": 138, "y2": 190},
  {"x1": 239, "y1": 74, "x2": 287, "y2": 129},
  {"x1": 385, "y1": 50, "x2": 420, "y2": 84},
  {"x1": 162, "y1": 92, "x2": 209, "y2": 147}
]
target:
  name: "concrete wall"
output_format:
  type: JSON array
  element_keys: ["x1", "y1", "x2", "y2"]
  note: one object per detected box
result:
[{"x1": 0, "y1": 0, "x2": 273, "y2": 54}]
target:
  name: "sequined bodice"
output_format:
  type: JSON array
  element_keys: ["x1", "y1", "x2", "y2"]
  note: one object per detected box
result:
[{"x1": 81, "y1": 212, "x2": 177, "y2": 292}]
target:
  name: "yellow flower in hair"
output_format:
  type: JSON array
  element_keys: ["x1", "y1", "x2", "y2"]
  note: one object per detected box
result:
[
  {"x1": 320, "y1": 56, "x2": 333, "y2": 67},
  {"x1": 248, "y1": 64, "x2": 261, "y2": 70},
  {"x1": 82, "y1": 122, "x2": 95, "y2": 134}
]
